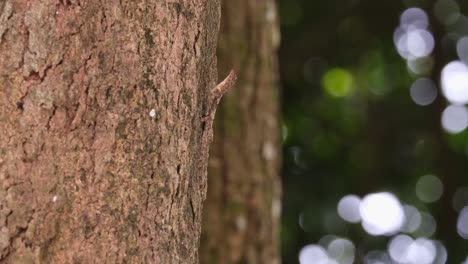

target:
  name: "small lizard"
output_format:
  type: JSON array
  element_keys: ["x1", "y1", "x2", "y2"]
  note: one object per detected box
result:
[
  {"x1": 195, "y1": 70, "x2": 237, "y2": 211},
  {"x1": 202, "y1": 70, "x2": 237, "y2": 145},
  {"x1": 198, "y1": 70, "x2": 237, "y2": 180}
]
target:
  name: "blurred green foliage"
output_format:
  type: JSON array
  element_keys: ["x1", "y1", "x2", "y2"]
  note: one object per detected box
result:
[{"x1": 278, "y1": 0, "x2": 468, "y2": 263}]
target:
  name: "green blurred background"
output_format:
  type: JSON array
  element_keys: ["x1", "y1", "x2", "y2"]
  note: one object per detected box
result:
[{"x1": 278, "y1": 0, "x2": 468, "y2": 263}]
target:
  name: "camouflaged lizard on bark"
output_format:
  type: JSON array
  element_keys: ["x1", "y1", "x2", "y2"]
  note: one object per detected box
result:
[{"x1": 199, "y1": 70, "x2": 237, "y2": 186}]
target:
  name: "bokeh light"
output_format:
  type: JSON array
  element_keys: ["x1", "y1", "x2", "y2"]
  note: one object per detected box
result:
[
  {"x1": 407, "y1": 30, "x2": 434, "y2": 58},
  {"x1": 453, "y1": 186, "x2": 468, "y2": 211},
  {"x1": 401, "y1": 205, "x2": 422, "y2": 233},
  {"x1": 321, "y1": 68, "x2": 353, "y2": 97},
  {"x1": 282, "y1": 123, "x2": 289, "y2": 143},
  {"x1": 415, "y1": 175, "x2": 444, "y2": 203},
  {"x1": 414, "y1": 212, "x2": 437, "y2": 238},
  {"x1": 319, "y1": 235, "x2": 339, "y2": 249},
  {"x1": 299, "y1": 245, "x2": 329, "y2": 264},
  {"x1": 299, "y1": 210, "x2": 314, "y2": 232},
  {"x1": 441, "y1": 61, "x2": 468, "y2": 105},
  {"x1": 364, "y1": 250, "x2": 392, "y2": 264},
  {"x1": 434, "y1": 0, "x2": 461, "y2": 26},
  {"x1": 395, "y1": 28, "x2": 435, "y2": 59},
  {"x1": 457, "y1": 206, "x2": 468, "y2": 239},
  {"x1": 406, "y1": 238, "x2": 437, "y2": 264},
  {"x1": 395, "y1": 7, "x2": 434, "y2": 59},
  {"x1": 388, "y1": 234, "x2": 414, "y2": 263},
  {"x1": 337, "y1": 195, "x2": 362, "y2": 223},
  {"x1": 359, "y1": 192, "x2": 405, "y2": 236},
  {"x1": 441, "y1": 104, "x2": 468, "y2": 134},
  {"x1": 388, "y1": 235, "x2": 446, "y2": 264},
  {"x1": 456, "y1": 37, "x2": 468, "y2": 64},
  {"x1": 409, "y1": 78, "x2": 437, "y2": 106},
  {"x1": 400, "y1": 8, "x2": 429, "y2": 30},
  {"x1": 433, "y1": 240, "x2": 448, "y2": 264},
  {"x1": 299, "y1": 237, "x2": 356, "y2": 263},
  {"x1": 448, "y1": 15, "x2": 468, "y2": 36},
  {"x1": 407, "y1": 56, "x2": 434, "y2": 75},
  {"x1": 327, "y1": 238, "x2": 355, "y2": 264}
]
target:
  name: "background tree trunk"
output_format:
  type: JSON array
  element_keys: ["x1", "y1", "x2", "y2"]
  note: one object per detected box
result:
[
  {"x1": 0, "y1": 0, "x2": 219, "y2": 263},
  {"x1": 200, "y1": 0, "x2": 282, "y2": 263}
]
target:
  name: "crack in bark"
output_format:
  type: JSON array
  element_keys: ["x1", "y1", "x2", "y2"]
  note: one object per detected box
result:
[
  {"x1": 2, "y1": 206, "x2": 36, "y2": 261},
  {"x1": 40, "y1": 64, "x2": 53, "y2": 80},
  {"x1": 189, "y1": 197, "x2": 195, "y2": 224},
  {"x1": 45, "y1": 104, "x2": 58, "y2": 130},
  {"x1": 168, "y1": 163, "x2": 182, "y2": 222},
  {"x1": 4, "y1": 210, "x2": 13, "y2": 227},
  {"x1": 168, "y1": 2, "x2": 184, "y2": 52},
  {"x1": 70, "y1": 79, "x2": 90, "y2": 130},
  {"x1": 0, "y1": 1, "x2": 13, "y2": 45},
  {"x1": 144, "y1": 171, "x2": 154, "y2": 211},
  {"x1": 193, "y1": 25, "x2": 200, "y2": 56}
]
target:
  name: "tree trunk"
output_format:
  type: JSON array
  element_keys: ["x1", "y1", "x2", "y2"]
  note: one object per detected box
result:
[
  {"x1": 200, "y1": 0, "x2": 281, "y2": 263},
  {"x1": 0, "y1": 0, "x2": 219, "y2": 263}
]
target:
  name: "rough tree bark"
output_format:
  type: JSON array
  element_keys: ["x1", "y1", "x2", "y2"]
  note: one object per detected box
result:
[
  {"x1": 0, "y1": 0, "x2": 220, "y2": 263},
  {"x1": 200, "y1": 0, "x2": 281, "y2": 263}
]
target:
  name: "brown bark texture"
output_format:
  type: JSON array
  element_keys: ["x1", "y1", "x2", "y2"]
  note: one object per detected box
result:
[
  {"x1": 0, "y1": 0, "x2": 220, "y2": 263},
  {"x1": 200, "y1": 0, "x2": 281, "y2": 263}
]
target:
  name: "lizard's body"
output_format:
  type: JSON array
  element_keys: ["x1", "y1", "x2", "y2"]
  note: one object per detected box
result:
[{"x1": 198, "y1": 70, "x2": 237, "y2": 197}]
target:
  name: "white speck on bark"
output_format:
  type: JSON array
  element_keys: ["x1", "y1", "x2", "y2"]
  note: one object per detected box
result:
[
  {"x1": 149, "y1": 109, "x2": 156, "y2": 118},
  {"x1": 52, "y1": 195, "x2": 58, "y2": 202},
  {"x1": 236, "y1": 215, "x2": 247, "y2": 231},
  {"x1": 265, "y1": 1, "x2": 276, "y2": 22},
  {"x1": 262, "y1": 141, "x2": 276, "y2": 161},
  {"x1": 272, "y1": 198, "x2": 281, "y2": 219}
]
